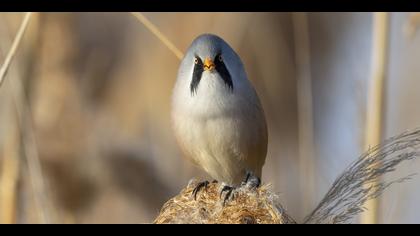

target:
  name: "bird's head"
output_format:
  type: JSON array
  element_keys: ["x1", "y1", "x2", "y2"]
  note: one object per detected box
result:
[{"x1": 177, "y1": 34, "x2": 247, "y2": 96}]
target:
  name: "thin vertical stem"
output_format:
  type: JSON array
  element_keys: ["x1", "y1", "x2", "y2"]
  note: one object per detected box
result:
[
  {"x1": 361, "y1": 12, "x2": 389, "y2": 224},
  {"x1": 292, "y1": 12, "x2": 316, "y2": 219},
  {"x1": 130, "y1": 11, "x2": 315, "y2": 220},
  {"x1": 0, "y1": 121, "x2": 20, "y2": 224}
]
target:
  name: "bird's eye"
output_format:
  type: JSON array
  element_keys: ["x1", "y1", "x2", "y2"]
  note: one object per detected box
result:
[
  {"x1": 194, "y1": 58, "x2": 199, "y2": 64},
  {"x1": 218, "y1": 55, "x2": 223, "y2": 62}
]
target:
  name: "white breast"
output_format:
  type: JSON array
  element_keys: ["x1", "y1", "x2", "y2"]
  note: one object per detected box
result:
[{"x1": 171, "y1": 71, "x2": 268, "y2": 186}]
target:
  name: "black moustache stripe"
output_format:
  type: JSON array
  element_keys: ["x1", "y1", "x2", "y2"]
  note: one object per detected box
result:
[
  {"x1": 214, "y1": 54, "x2": 233, "y2": 92},
  {"x1": 190, "y1": 54, "x2": 234, "y2": 96},
  {"x1": 190, "y1": 57, "x2": 204, "y2": 95}
]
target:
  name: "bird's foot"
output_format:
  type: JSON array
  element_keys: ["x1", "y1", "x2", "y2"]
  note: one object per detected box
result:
[
  {"x1": 220, "y1": 185, "x2": 236, "y2": 206},
  {"x1": 192, "y1": 180, "x2": 209, "y2": 200},
  {"x1": 241, "y1": 171, "x2": 261, "y2": 189}
]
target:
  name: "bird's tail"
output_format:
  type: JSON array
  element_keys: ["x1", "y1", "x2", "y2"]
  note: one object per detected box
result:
[{"x1": 303, "y1": 128, "x2": 420, "y2": 224}]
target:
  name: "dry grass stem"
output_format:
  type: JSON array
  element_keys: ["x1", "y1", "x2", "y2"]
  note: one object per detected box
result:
[
  {"x1": 0, "y1": 12, "x2": 32, "y2": 89},
  {"x1": 130, "y1": 12, "x2": 184, "y2": 60}
]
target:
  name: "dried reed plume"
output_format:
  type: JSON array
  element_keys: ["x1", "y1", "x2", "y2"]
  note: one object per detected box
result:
[{"x1": 304, "y1": 128, "x2": 420, "y2": 224}]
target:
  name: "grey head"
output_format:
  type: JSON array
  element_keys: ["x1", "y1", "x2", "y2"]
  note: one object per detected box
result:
[{"x1": 178, "y1": 34, "x2": 247, "y2": 96}]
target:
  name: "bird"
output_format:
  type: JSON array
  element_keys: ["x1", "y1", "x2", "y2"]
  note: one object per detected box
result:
[{"x1": 171, "y1": 34, "x2": 268, "y2": 203}]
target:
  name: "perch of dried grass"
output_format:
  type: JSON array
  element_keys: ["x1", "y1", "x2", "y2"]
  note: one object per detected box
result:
[{"x1": 154, "y1": 180, "x2": 296, "y2": 224}]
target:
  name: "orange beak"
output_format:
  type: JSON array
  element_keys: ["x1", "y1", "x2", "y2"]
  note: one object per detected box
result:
[{"x1": 203, "y1": 58, "x2": 215, "y2": 71}]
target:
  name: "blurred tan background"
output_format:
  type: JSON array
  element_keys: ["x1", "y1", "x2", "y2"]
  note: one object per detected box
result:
[{"x1": 0, "y1": 12, "x2": 419, "y2": 224}]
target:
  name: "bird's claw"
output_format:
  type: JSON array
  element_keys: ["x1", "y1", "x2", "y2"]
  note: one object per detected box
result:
[
  {"x1": 241, "y1": 172, "x2": 261, "y2": 189},
  {"x1": 220, "y1": 185, "x2": 235, "y2": 206},
  {"x1": 192, "y1": 180, "x2": 209, "y2": 200}
]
